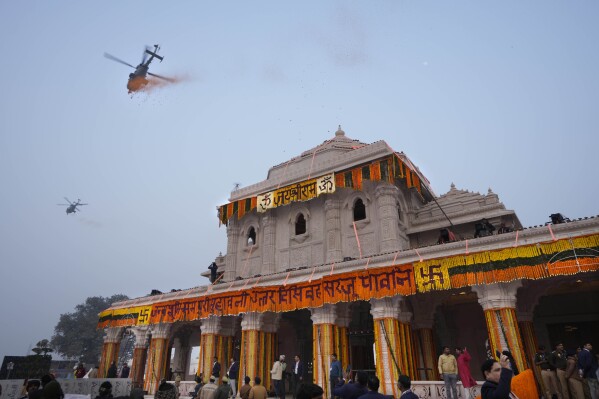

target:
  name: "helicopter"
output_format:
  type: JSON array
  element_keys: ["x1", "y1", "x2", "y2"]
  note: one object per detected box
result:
[
  {"x1": 57, "y1": 198, "x2": 88, "y2": 215},
  {"x1": 104, "y1": 44, "x2": 173, "y2": 93}
]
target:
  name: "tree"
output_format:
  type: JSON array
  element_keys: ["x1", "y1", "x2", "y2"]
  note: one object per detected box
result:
[
  {"x1": 31, "y1": 339, "x2": 53, "y2": 356},
  {"x1": 51, "y1": 295, "x2": 128, "y2": 364}
]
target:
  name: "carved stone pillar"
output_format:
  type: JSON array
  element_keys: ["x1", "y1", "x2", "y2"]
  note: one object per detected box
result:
[
  {"x1": 225, "y1": 219, "x2": 240, "y2": 282},
  {"x1": 144, "y1": 323, "x2": 172, "y2": 394},
  {"x1": 370, "y1": 297, "x2": 415, "y2": 397},
  {"x1": 473, "y1": 281, "x2": 526, "y2": 373},
  {"x1": 325, "y1": 199, "x2": 342, "y2": 263},
  {"x1": 262, "y1": 214, "x2": 277, "y2": 275},
  {"x1": 99, "y1": 327, "x2": 124, "y2": 378},
  {"x1": 311, "y1": 304, "x2": 337, "y2": 399},
  {"x1": 375, "y1": 185, "x2": 402, "y2": 253},
  {"x1": 130, "y1": 326, "x2": 150, "y2": 387}
]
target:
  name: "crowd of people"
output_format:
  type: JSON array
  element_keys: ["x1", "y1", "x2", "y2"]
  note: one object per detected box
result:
[
  {"x1": 535, "y1": 342, "x2": 599, "y2": 399},
  {"x1": 5, "y1": 341, "x2": 597, "y2": 399}
]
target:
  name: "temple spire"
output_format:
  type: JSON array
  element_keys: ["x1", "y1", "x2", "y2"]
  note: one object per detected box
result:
[{"x1": 335, "y1": 125, "x2": 345, "y2": 136}]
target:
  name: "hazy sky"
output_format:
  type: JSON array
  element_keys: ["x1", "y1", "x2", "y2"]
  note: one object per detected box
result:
[{"x1": 1, "y1": 1, "x2": 597, "y2": 363}]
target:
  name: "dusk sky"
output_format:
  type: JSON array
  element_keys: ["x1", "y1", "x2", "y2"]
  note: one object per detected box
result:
[{"x1": 1, "y1": 1, "x2": 597, "y2": 363}]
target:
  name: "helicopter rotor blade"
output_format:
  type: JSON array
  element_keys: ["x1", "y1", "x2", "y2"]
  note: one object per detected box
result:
[
  {"x1": 142, "y1": 45, "x2": 150, "y2": 64},
  {"x1": 64, "y1": 197, "x2": 72, "y2": 204},
  {"x1": 148, "y1": 72, "x2": 175, "y2": 82},
  {"x1": 104, "y1": 53, "x2": 135, "y2": 69}
]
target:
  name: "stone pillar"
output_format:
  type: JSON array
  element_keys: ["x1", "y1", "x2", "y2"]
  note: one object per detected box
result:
[
  {"x1": 224, "y1": 219, "x2": 240, "y2": 282},
  {"x1": 262, "y1": 214, "x2": 277, "y2": 275},
  {"x1": 311, "y1": 304, "x2": 337, "y2": 399},
  {"x1": 410, "y1": 295, "x2": 443, "y2": 381},
  {"x1": 99, "y1": 327, "x2": 124, "y2": 378},
  {"x1": 240, "y1": 313, "x2": 264, "y2": 389},
  {"x1": 144, "y1": 323, "x2": 171, "y2": 394},
  {"x1": 130, "y1": 326, "x2": 150, "y2": 387},
  {"x1": 473, "y1": 281, "x2": 526, "y2": 373},
  {"x1": 325, "y1": 199, "x2": 342, "y2": 263},
  {"x1": 334, "y1": 303, "x2": 351, "y2": 373},
  {"x1": 370, "y1": 297, "x2": 415, "y2": 397},
  {"x1": 375, "y1": 185, "x2": 402, "y2": 253}
]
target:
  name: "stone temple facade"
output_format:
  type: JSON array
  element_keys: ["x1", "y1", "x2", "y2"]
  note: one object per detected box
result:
[{"x1": 98, "y1": 128, "x2": 599, "y2": 398}]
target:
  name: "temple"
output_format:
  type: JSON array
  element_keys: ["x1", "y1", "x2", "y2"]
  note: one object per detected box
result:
[{"x1": 98, "y1": 127, "x2": 599, "y2": 396}]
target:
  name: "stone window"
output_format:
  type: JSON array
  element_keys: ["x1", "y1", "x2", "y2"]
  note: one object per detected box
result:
[
  {"x1": 353, "y1": 199, "x2": 366, "y2": 221},
  {"x1": 247, "y1": 226, "x2": 256, "y2": 246},
  {"x1": 295, "y1": 213, "x2": 306, "y2": 235}
]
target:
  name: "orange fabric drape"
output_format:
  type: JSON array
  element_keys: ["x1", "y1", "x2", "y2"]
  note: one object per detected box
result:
[{"x1": 484, "y1": 308, "x2": 526, "y2": 373}]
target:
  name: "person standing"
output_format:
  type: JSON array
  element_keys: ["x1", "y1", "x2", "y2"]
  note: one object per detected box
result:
[
  {"x1": 551, "y1": 343, "x2": 570, "y2": 399},
  {"x1": 228, "y1": 358, "x2": 239, "y2": 399},
  {"x1": 120, "y1": 363, "x2": 130, "y2": 379},
  {"x1": 208, "y1": 262, "x2": 218, "y2": 283},
  {"x1": 333, "y1": 371, "x2": 367, "y2": 399},
  {"x1": 480, "y1": 355, "x2": 516, "y2": 399},
  {"x1": 239, "y1": 377, "x2": 252, "y2": 399},
  {"x1": 356, "y1": 376, "x2": 386, "y2": 399},
  {"x1": 213, "y1": 376, "x2": 232, "y2": 399},
  {"x1": 212, "y1": 357, "x2": 222, "y2": 379},
  {"x1": 87, "y1": 366, "x2": 99, "y2": 379},
  {"x1": 536, "y1": 345, "x2": 561, "y2": 399},
  {"x1": 438, "y1": 346, "x2": 458, "y2": 399},
  {"x1": 396, "y1": 375, "x2": 418, "y2": 399},
  {"x1": 106, "y1": 362, "x2": 118, "y2": 378},
  {"x1": 565, "y1": 351, "x2": 586, "y2": 399},
  {"x1": 329, "y1": 354, "x2": 342, "y2": 399},
  {"x1": 249, "y1": 377, "x2": 268, "y2": 399},
  {"x1": 199, "y1": 376, "x2": 218, "y2": 399},
  {"x1": 271, "y1": 355, "x2": 286, "y2": 399},
  {"x1": 456, "y1": 347, "x2": 477, "y2": 396},
  {"x1": 75, "y1": 364, "x2": 87, "y2": 379},
  {"x1": 291, "y1": 355, "x2": 304, "y2": 399},
  {"x1": 578, "y1": 343, "x2": 599, "y2": 399}
]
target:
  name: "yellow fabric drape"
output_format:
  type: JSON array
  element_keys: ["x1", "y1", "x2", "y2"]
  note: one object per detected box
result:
[
  {"x1": 144, "y1": 338, "x2": 168, "y2": 394},
  {"x1": 99, "y1": 341, "x2": 120, "y2": 378}
]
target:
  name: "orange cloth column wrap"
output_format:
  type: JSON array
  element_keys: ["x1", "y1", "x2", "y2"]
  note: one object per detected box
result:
[
  {"x1": 414, "y1": 328, "x2": 439, "y2": 380},
  {"x1": 313, "y1": 323, "x2": 335, "y2": 399},
  {"x1": 99, "y1": 341, "x2": 120, "y2": 378},
  {"x1": 373, "y1": 318, "x2": 415, "y2": 397},
  {"x1": 240, "y1": 329, "x2": 260, "y2": 388},
  {"x1": 143, "y1": 337, "x2": 168, "y2": 394},
  {"x1": 334, "y1": 326, "x2": 350, "y2": 372},
  {"x1": 519, "y1": 320, "x2": 546, "y2": 395},
  {"x1": 198, "y1": 333, "x2": 216, "y2": 382},
  {"x1": 484, "y1": 308, "x2": 526, "y2": 373},
  {"x1": 130, "y1": 346, "x2": 148, "y2": 386},
  {"x1": 263, "y1": 332, "x2": 277, "y2": 391},
  {"x1": 215, "y1": 335, "x2": 233, "y2": 383}
]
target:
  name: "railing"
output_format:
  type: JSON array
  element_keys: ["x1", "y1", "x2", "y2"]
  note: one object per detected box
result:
[{"x1": 167, "y1": 380, "x2": 483, "y2": 399}]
